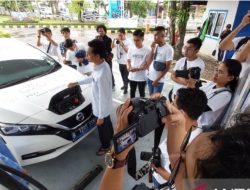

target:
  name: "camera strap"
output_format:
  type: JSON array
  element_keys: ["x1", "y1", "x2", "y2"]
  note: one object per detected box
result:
[
  {"x1": 127, "y1": 148, "x2": 151, "y2": 180},
  {"x1": 127, "y1": 125, "x2": 164, "y2": 181},
  {"x1": 153, "y1": 47, "x2": 158, "y2": 60},
  {"x1": 183, "y1": 58, "x2": 188, "y2": 71},
  {"x1": 46, "y1": 42, "x2": 51, "y2": 54}
]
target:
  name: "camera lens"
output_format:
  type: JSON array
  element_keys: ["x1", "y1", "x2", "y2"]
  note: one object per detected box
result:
[{"x1": 116, "y1": 40, "x2": 120, "y2": 44}]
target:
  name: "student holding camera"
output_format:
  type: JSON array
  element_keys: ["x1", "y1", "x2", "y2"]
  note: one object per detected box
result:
[
  {"x1": 151, "y1": 88, "x2": 207, "y2": 189},
  {"x1": 99, "y1": 98, "x2": 250, "y2": 190},
  {"x1": 170, "y1": 37, "x2": 205, "y2": 101},
  {"x1": 37, "y1": 27, "x2": 58, "y2": 57},
  {"x1": 188, "y1": 59, "x2": 242, "y2": 128},
  {"x1": 111, "y1": 28, "x2": 131, "y2": 94}
]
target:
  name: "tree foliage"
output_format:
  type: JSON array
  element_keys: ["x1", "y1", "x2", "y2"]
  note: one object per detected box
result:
[
  {"x1": 164, "y1": 0, "x2": 191, "y2": 59},
  {"x1": 0, "y1": 0, "x2": 32, "y2": 13},
  {"x1": 68, "y1": 0, "x2": 86, "y2": 22},
  {"x1": 128, "y1": 0, "x2": 155, "y2": 18}
]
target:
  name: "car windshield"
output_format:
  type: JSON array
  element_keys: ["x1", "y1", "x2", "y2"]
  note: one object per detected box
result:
[{"x1": 0, "y1": 44, "x2": 61, "y2": 89}]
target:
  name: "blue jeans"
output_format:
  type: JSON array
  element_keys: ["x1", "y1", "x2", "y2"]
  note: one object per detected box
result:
[
  {"x1": 147, "y1": 78, "x2": 164, "y2": 95},
  {"x1": 152, "y1": 175, "x2": 161, "y2": 190}
]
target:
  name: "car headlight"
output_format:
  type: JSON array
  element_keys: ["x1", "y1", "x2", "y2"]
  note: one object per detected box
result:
[{"x1": 0, "y1": 123, "x2": 54, "y2": 136}]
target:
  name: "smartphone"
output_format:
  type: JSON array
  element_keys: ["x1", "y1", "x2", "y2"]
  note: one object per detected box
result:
[{"x1": 113, "y1": 123, "x2": 138, "y2": 154}]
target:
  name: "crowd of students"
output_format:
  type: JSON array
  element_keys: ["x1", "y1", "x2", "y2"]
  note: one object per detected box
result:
[{"x1": 36, "y1": 10, "x2": 250, "y2": 190}]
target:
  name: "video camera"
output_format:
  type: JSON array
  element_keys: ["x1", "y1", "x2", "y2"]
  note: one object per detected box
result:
[
  {"x1": 113, "y1": 97, "x2": 169, "y2": 154},
  {"x1": 39, "y1": 29, "x2": 45, "y2": 33},
  {"x1": 140, "y1": 147, "x2": 161, "y2": 168},
  {"x1": 175, "y1": 67, "x2": 201, "y2": 80},
  {"x1": 115, "y1": 39, "x2": 120, "y2": 44}
]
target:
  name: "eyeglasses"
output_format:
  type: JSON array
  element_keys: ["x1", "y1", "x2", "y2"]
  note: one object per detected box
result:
[{"x1": 159, "y1": 126, "x2": 194, "y2": 190}]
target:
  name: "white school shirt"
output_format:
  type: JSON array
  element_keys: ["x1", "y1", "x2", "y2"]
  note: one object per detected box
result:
[
  {"x1": 115, "y1": 38, "x2": 131, "y2": 65},
  {"x1": 73, "y1": 62, "x2": 93, "y2": 75},
  {"x1": 40, "y1": 40, "x2": 58, "y2": 57},
  {"x1": 65, "y1": 43, "x2": 85, "y2": 65},
  {"x1": 147, "y1": 44, "x2": 174, "y2": 83},
  {"x1": 153, "y1": 127, "x2": 203, "y2": 185},
  {"x1": 198, "y1": 82, "x2": 232, "y2": 127},
  {"x1": 128, "y1": 46, "x2": 150, "y2": 81},
  {"x1": 172, "y1": 57, "x2": 205, "y2": 96},
  {"x1": 78, "y1": 61, "x2": 112, "y2": 119}
]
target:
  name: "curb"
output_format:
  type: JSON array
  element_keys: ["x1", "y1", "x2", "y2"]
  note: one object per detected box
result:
[{"x1": 0, "y1": 24, "x2": 150, "y2": 34}]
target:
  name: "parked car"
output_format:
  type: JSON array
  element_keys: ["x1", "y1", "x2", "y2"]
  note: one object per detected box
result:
[
  {"x1": 0, "y1": 38, "x2": 95, "y2": 166},
  {"x1": 82, "y1": 9, "x2": 98, "y2": 21}
]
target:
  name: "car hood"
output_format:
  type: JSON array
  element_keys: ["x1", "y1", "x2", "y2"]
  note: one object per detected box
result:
[{"x1": 0, "y1": 66, "x2": 90, "y2": 123}]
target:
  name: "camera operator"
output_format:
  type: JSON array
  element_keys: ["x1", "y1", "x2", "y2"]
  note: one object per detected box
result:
[
  {"x1": 151, "y1": 88, "x2": 207, "y2": 189},
  {"x1": 170, "y1": 37, "x2": 205, "y2": 102},
  {"x1": 37, "y1": 27, "x2": 58, "y2": 57},
  {"x1": 187, "y1": 59, "x2": 242, "y2": 128},
  {"x1": 99, "y1": 100, "x2": 250, "y2": 190},
  {"x1": 111, "y1": 28, "x2": 131, "y2": 94}
]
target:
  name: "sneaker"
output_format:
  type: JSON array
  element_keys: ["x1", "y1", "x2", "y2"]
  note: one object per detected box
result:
[
  {"x1": 121, "y1": 86, "x2": 124, "y2": 90},
  {"x1": 96, "y1": 147, "x2": 110, "y2": 156}
]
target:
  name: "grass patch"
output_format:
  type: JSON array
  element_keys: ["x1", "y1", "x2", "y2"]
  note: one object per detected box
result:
[
  {"x1": 0, "y1": 30, "x2": 11, "y2": 38},
  {"x1": 0, "y1": 16, "x2": 11, "y2": 23}
]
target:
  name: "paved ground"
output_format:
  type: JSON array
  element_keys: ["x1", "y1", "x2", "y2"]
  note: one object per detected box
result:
[{"x1": 3, "y1": 28, "x2": 216, "y2": 190}]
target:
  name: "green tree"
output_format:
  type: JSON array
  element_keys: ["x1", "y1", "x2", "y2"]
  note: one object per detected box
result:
[
  {"x1": 0, "y1": 1, "x2": 17, "y2": 14},
  {"x1": 128, "y1": 0, "x2": 154, "y2": 18},
  {"x1": 164, "y1": 0, "x2": 192, "y2": 59},
  {"x1": 68, "y1": 0, "x2": 86, "y2": 22},
  {"x1": 0, "y1": 0, "x2": 33, "y2": 13}
]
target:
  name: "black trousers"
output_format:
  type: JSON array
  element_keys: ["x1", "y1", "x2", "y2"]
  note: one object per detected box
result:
[
  {"x1": 107, "y1": 60, "x2": 115, "y2": 87},
  {"x1": 129, "y1": 80, "x2": 146, "y2": 98},
  {"x1": 119, "y1": 64, "x2": 129, "y2": 89},
  {"x1": 95, "y1": 115, "x2": 114, "y2": 149}
]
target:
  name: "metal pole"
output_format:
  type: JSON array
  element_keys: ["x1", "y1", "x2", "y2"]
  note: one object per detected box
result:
[{"x1": 155, "y1": 0, "x2": 159, "y2": 26}]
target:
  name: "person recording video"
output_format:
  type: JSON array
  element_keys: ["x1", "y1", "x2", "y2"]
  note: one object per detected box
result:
[
  {"x1": 36, "y1": 27, "x2": 58, "y2": 57},
  {"x1": 111, "y1": 28, "x2": 131, "y2": 94},
  {"x1": 99, "y1": 98, "x2": 250, "y2": 190},
  {"x1": 151, "y1": 88, "x2": 207, "y2": 189},
  {"x1": 170, "y1": 37, "x2": 205, "y2": 102},
  {"x1": 187, "y1": 59, "x2": 242, "y2": 128}
]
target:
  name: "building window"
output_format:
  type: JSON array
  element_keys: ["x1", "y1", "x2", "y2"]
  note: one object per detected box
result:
[{"x1": 206, "y1": 10, "x2": 227, "y2": 38}]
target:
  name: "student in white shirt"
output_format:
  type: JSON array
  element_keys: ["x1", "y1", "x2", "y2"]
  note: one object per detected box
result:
[
  {"x1": 127, "y1": 29, "x2": 150, "y2": 98},
  {"x1": 187, "y1": 59, "x2": 242, "y2": 128},
  {"x1": 74, "y1": 50, "x2": 92, "y2": 76},
  {"x1": 37, "y1": 27, "x2": 58, "y2": 57},
  {"x1": 171, "y1": 37, "x2": 205, "y2": 101},
  {"x1": 111, "y1": 28, "x2": 131, "y2": 94},
  {"x1": 68, "y1": 39, "x2": 113, "y2": 156},
  {"x1": 64, "y1": 39, "x2": 85, "y2": 65},
  {"x1": 146, "y1": 26, "x2": 174, "y2": 95},
  {"x1": 219, "y1": 11, "x2": 250, "y2": 124},
  {"x1": 151, "y1": 88, "x2": 207, "y2": 190}
]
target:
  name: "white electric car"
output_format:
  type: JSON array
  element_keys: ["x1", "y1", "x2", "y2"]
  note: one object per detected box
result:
[{"x1": 0, "y1": 38, "x2": 95, "y2": 166}]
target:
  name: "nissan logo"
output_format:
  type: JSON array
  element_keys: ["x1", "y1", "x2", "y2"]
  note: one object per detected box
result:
[{"x1": 76, "y1": 112, "x2": 85, "y2": 122}]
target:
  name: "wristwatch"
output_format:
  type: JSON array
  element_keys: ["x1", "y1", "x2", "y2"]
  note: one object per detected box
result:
[{"x1": 105, "y1": 151, "x2": 127, "y2": 169}]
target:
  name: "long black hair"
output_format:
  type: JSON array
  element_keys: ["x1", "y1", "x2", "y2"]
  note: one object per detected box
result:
[{"x1": 223, "y1": 59, "x2": 242, "y2": 92}]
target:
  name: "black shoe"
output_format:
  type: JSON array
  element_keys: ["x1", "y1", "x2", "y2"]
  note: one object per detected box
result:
[
  {"x1": 123, "y1": 89, "x2": 128, "y2": 94},
  {"x1": 121, "y1": 86, "x2": 124, "y2": 90}
]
